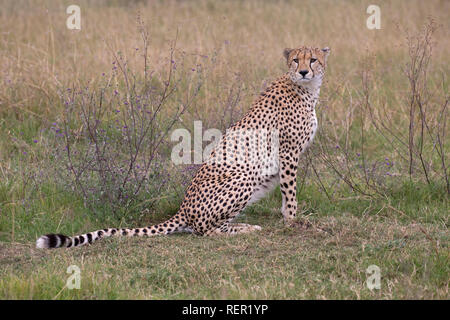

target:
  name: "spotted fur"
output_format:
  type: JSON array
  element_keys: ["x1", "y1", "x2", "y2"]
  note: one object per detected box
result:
[{"x1": 36, "y1": 46, "x2": 330, "y2": 249}]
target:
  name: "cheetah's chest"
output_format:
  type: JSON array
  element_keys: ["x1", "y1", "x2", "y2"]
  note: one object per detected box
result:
[
  {"x1": 308, "y1": 109, "x2": 318, "y2": 147},
  {"x1": 292, "y1": 108, "x2": 318, "y2": 151}
]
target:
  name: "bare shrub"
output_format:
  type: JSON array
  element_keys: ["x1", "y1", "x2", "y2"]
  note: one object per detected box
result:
[
  {"x1": 367, "y1": 19, "x2": 448, "y2": 194},
  {"x1": 55, "y1": 21, "x2": 202, "y2": 214},
  {"x1": 311, "y1": 19, "x2": 448, "y2": 198}
]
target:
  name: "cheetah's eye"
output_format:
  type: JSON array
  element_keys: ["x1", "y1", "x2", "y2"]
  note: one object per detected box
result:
[
  {"x1": 293, "y1": 58, "x2": 299, "y2": 64},
  {"x1": 310, "y1": 58, "x2": 317, "y2": 63}
]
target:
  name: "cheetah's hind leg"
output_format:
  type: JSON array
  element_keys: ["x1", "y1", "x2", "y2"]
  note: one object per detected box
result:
[{"x1": 206, "y1": 223, "x2": 262, "y2": 236}]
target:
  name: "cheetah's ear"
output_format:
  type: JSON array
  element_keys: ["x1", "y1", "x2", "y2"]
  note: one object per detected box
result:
[
  {"x1": 283, "y1": 48, "x2": 293, "y2": 62},
  {"x1": 321, "y1": 47, "x2": 331, "y2": 62}
]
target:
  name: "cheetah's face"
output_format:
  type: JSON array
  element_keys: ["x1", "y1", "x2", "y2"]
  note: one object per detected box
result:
[{"x1": 283, "y1": 46, "x2": 330, "y2": 89}]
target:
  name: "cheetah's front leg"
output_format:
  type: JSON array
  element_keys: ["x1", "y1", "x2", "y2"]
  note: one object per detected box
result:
[{"x1": 279, "y1": 144, "x2": 299, "y2": 225}]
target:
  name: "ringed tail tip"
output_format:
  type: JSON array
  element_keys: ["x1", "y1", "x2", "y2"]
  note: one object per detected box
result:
[{"x1": 36, "y1": 234, "x2": 69, "y2": 249}]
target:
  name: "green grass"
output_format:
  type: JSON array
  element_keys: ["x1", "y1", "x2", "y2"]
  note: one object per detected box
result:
[{"x1": 1, "y1": 178, "x2": 448, "y2": 299}]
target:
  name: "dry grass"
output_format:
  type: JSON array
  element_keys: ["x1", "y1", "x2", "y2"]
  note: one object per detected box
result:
[{"x1": 1, "y1": 0, "x2": 448, "y2": 118}]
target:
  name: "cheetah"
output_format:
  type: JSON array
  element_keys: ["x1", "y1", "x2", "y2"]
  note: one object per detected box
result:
[{"x1": 36, "y1": 46, "x2": 330, "y2": 249}]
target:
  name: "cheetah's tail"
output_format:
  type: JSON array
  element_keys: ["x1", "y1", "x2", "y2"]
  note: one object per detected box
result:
[{"x1": 36, "y1": 215, "x2": 187, "y2": 249}]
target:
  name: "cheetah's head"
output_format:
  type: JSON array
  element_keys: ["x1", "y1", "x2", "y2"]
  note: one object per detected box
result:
[{"x1": 283, "y1": 46, "x2": 330, "y2": 89}]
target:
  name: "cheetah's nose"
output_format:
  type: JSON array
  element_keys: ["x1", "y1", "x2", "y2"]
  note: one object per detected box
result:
[{"x1": 299, "y1": 70, "x2": 308, "y2": 77}]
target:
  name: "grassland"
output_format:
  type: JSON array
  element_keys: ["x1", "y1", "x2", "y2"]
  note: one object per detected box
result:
[{"x1": 0, "y1": 0, "x2": 448, "y2": 299}]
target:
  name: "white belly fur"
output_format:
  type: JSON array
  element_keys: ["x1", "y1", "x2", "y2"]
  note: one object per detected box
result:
[{"x1": 248, "y1": 174, "x2": 280, "y2": 206}]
